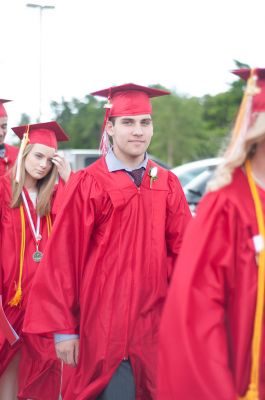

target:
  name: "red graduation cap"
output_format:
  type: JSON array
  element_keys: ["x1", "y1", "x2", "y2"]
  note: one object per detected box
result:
[
  {"x1": 12, "y1": 121, "x2": 69, "y2": 150},
  {"x1": 91, "y1": 83, "x2": 170, "y2": 154},
  {"x1": 226, "y1": 68, "x2": 265, "y2": 156},
  {"x1": 232, "y1": 68, "x2": 265, "y2": 112},
  {"x1": 0, "y1": 99, "x2": 11, "y2": 118},
  {"x1": 91, "y1": 83, "x2": 170, "y2": 117}
]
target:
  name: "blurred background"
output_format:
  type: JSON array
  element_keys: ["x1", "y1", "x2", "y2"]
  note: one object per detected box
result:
[{"x1": 1, "y1": 0, "x2": 265, "y2": 177}]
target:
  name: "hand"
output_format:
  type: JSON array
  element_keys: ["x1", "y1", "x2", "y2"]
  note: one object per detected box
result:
[
  {"x1": 52, "y1": 151, "x2": 71, "y2": 183},
  {"x1": 55, "y1": 338, "x2": 79, "y2": 367}
]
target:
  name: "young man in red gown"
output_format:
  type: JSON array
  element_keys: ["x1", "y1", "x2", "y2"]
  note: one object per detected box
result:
[{"x1": 24, "y1": 83, "x2": 191, "y2": 400}]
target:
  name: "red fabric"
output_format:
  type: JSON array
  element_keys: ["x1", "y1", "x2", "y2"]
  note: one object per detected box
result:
[
  {"x1": 0, "y1": 174, "x2": 66, "y2": 400},
  {"x1": 109, "y1": 91, "x2": 152, "y2": 116},
  {"x1": 157, "y1": 167, "x2": 265, "y2": 400},
  {"x1": 0, "y1": 104, "x2": 7, "y2": 117},
  {"x1": 23, "y1": 157, "x2": 191, "y2": 400},
  {"x1": 0, "y1": 144, "x2": 18, "y2": 176},
  {"x1": 12, "y1": 121, "x2": 69, "y2": 149}
]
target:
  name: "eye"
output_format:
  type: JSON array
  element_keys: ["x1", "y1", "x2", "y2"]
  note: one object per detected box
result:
[
  {"x1": 122, "y1": 119, "x2": 133, "y2": 126},
  {"x1": 142, "y1": 120, "x2": 152, "y2": 126}
]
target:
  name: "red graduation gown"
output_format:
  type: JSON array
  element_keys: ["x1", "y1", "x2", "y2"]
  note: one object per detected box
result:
[
  {"x1": 0, "y1": 173, "x2": 63, "y2": 400},
  {"x1": 0, "y1": 144, "x2": 18, "y2": 176},
  {"x1": 157, "y1": 167, "x2": 265, "y2": 400},
  {"x1": 23, "y1": 158, "x2": 191, "y2": 400}
]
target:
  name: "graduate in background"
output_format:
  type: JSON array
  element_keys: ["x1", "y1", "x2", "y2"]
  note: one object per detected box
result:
[
  {"x1": 23, "y1": 83, "x2": 191, "y2": 400},
  {"x1": 0, "y1": 121, "x2": 71, "y2": 400},
  {"x1": 0, "y1": 100, "x2": 18, "y2": 176},
  {"x1": 157, "y1": 68, "x2": 265, "y2": 400}
]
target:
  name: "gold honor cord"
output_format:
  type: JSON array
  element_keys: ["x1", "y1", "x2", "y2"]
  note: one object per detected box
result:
[
  {"x1": 239, "y1": 159, "x2": 265, "y2": 400},
  {"x1": 8, "y1": 207, "x2": 52, "y2": 307}
]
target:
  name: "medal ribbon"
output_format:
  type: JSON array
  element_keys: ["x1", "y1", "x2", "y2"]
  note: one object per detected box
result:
[
  {"x1": 8, "y1": 193, "x2": 52, "y2": 307},
  {"x1": 21, "y1": 190, "x2": 41, "y2": 247}
]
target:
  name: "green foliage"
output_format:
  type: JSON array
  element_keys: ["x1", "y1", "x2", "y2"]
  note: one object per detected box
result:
[
  {"x1": 20, "y1": 61, "x2": 250, "y2": 167},
  {"x1": 18, "y1": 113, "x2": 31, "y2": 125}
]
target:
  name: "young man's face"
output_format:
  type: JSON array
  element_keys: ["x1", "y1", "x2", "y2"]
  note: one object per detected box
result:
[
  {"x1": 0, "y1": 117, "x2": 7, "y2": 145},
  {"x1": 106, "y1": 114, "x2": 153, "y2": 164}
]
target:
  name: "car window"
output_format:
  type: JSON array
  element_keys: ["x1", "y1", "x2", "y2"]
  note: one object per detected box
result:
[{"x1": 177, "y1": 166, "x2": 205, "y2": 186}]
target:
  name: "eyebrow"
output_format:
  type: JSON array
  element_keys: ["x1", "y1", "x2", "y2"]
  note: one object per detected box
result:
[
  {"x1": 121, "y1": 117, "x2": 152, "y2": 122},
  {"x1": 34, "y1": 151, "x2": 53, "y2": 160}
]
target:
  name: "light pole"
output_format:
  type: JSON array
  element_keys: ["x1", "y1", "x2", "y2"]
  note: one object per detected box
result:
[{"x1": 26, "y1": 3, "x2": 55, "y2": 122}]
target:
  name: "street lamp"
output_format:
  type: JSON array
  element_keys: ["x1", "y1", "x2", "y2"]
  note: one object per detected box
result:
[{"x1": 26, "y1": 3, "x2": 55, "y2": 122}]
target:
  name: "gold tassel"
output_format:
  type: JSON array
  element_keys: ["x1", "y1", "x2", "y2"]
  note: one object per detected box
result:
[
  {"x1": 226, "y1": 69, "x2": 256, "y2": 157},
  {"x1": 8, "y1": 205, "x2": 25, "y2": 307},
  {"x1": 238, "y1": 160, "x2": 265, "y2": 400},
  {"x1": 8, "y1": 209, "x2": 52, "y2": 307},
  {"x1": 8, "y1": 285, "x2": 22, "y2": 307},
  {"x1": 239, "y1": 384, "x2": 259, "y2": 400},
  {"x1": 15, "y1": 125, "x2": 30, "y2": 183}
]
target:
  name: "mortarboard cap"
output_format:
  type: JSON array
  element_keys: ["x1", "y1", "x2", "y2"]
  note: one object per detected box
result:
[
  {"x1": 226, "y1": 68, "x2": 265, "y2": 157},
  {"x1": 0, "y1": 99, "x2": 11, "y2": 118},
  {"x1": 91, "y1": 83, "x2": 170, "y2": 117},
  {"x1": 91, "y1": 83, "x2": 170, "y2": 154},
  {"x1": 12, "y1": 121, "x2": 69, "y2": 150},
  {"x1": 232, "y1": 68, "x2": 265, "y2": 113}
]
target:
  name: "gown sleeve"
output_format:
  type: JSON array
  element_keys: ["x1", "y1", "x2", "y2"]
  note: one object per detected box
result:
[
  {"x1": 23, "y1": 171, "x2": 108, "y2": 335},
  {"x1": 165, "y1": 171, "x2": 192, "y2": 281},
  {"x1": 0, "y1": 179, "x2": 3, "y2": 295},
  {"x1": 157, "y1": 190, "x2": 239, "y2": 400}
]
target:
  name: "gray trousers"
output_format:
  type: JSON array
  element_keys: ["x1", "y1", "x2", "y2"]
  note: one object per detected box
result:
[{"x1": 97, "y1": 360, "x2": 135, "y2": 400}]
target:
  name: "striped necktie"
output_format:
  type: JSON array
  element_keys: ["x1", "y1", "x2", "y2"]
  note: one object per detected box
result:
[{"x1": 127, "y1": 167, "x2": 145, "y2": 187}]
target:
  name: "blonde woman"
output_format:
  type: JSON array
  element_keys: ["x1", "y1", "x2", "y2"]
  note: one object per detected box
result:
[
  {"x1": 0, "y1": 121, "x2": 70, "y2": 400},
  {"x1": 157, "y1": 69, "x2": 265, "y2": 400}
]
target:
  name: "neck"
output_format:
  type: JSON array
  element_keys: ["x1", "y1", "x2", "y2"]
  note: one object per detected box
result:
[
  {"x1": 250, "y1": 145, "x2": 265, "y2": 188},
  {"x1": 24, "y1": 174, "x2": 38, "y2": 191},
  {"x1": 112, "y1": 149, "x2": 145, "y2": 169}
]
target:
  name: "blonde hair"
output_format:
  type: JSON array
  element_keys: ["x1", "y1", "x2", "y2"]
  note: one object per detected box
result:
[
  {"x1": 207, "y1": 127, "x2": 265, "y2": 193},
  {"x1": 11, "y1": 144, "x2": 58, "y2": 216}
]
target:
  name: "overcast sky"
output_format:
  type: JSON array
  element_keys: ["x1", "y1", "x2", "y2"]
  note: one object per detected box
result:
[{"x1": 2, "y1": 0, "x2": 265, "y2": 142}]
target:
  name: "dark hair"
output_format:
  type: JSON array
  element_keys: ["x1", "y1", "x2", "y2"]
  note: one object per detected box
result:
[{"x1": 108, "y1": 117, "x2": 116, "y2": 125}]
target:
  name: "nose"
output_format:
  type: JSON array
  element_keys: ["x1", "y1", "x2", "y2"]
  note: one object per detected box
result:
[
  {"x1": 40, "y1": 158, "x2": 48, "y2": 169},
  {"x1": 132, "y1": 123, "x2": 143, "y2": 136}
]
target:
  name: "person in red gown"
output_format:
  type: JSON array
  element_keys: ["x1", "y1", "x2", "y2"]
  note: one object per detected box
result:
[
  {"x1": 0, "y1": 121, "x2": 71, "y2": 400},
  {"x1": 0, "y1": 99, "x2": 18, "y2": 176},
  {"x1": 23, "y1": 83, "x2": 191, "y2": 400},
  {"x1": 157, "y1": 68, "x2": 265, "y2": 400}
]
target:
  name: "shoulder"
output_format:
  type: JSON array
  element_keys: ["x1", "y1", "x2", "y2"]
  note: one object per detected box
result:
[
  {"x1": 5, "y1": 144, "x2": 19, "y2": 156},
  {"x1": 64, "y1": 160, "x2": 108, "y2": 202},
  {"x1": 148, "y1": 160, "x2": 183, "y2": 192},
  {"x1": 196, "y1": 168, "x2": 252, "y2": 225}
]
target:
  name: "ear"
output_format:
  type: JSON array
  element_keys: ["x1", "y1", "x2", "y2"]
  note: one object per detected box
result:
[{"x1": 105, "y1": 120, "x2": 114, "y2": 137}]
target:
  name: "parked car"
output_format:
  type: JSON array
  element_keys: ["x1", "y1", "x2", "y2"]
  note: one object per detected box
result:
[
  {"x1": 171, "y1": 157, "x2": 223, "y2": 187},
  {"x1": 172, "y1": 157, "x2": 223, "y2": 214},
  {"x1": 63, "y1": 149, "x2": 170, "y2": 171}
]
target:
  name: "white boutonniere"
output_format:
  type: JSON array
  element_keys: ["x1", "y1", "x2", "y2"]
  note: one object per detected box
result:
[
  {"x1": 253, "y1": 235, "x2": 264, "y2": 253},
  {"x1": 149, "y1": 166, "x2": 158, "y2": 188}
]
